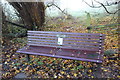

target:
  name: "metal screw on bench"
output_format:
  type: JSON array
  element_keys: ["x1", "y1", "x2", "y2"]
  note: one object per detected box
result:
[
  {"x1": 53, "y1": 54, "x2": 55, "y2": 56},
  {"x1": 72, "y1": 54, "x2": 74, "y2": 56},
  {"x1": 84, "y1": 52, "x2": 86, "y2": 54}
]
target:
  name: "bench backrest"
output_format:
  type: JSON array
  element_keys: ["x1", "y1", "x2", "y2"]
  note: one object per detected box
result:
[{"x1": 27, "y1": 31, "x2": 105, "y2": 52}]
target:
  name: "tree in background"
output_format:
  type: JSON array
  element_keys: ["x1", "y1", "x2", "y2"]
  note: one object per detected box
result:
[
  {"x1": 9, "y1": 2, "x2": 45, "y2": 30},
  {"x1": 2, "y1": 1, "x2": 45, "y2": 38}
]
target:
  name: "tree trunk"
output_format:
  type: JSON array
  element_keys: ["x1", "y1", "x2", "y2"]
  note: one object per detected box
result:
[
  {"x1": 9, "y1": 2, "x2": 45, "y2": 30},
  {"x1": 2, "y1": 11, "x2": 9, "y2": 34}
]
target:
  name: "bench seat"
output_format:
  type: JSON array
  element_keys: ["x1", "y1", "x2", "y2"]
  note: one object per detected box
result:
[{"x1": 17, "y1": 45, "x2": 103, "y2": 63}]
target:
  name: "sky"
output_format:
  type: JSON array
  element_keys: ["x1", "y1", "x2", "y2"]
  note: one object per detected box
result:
[
  {"x1": 45, "y1": 0, "x2": 118, "y2": 17},
  {"x1": 1, "y1": 0, "x2": 118, "y2": 18}
]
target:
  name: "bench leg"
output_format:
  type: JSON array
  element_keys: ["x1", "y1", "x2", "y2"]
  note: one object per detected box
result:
[
  {"x1": 26, "y1": 54, "x2": 30, "y2": 61},
  {"x1": 96, "y1": 63, "x2": 102, "y2": 78}
]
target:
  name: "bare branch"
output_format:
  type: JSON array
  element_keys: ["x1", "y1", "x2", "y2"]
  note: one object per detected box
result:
[
  {"x1": 45, "y1": 3, "x2": 68, "y2": 16},
  {"x1": 83, "y1": 0, "x2": 120, "y2": 8},
  {"x1": 5, "y1": 20, "x2": 28, "y2": 29},
  {"x1": 83, "y1": 0, "x2": 103, "y2": 8},
  {"x1": 83, "y1": 0, "x2": 120, "y2": 14},
  {"x1": 94, "y1": 0, "x2": 120, "y2": 14},
  {"x1": 91, "y1": 0, "x2": 94, "y2": 7}
]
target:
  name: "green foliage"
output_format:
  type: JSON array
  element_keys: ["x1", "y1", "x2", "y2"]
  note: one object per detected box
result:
[
  {"x1": 77, "y1": 65, "x2": 84, "y2": 69},
  {"x1": 11, "y1": 37, "x2": 27, "y2": 44},
  {"x1": 15, "y1": 63, "x2": 21, "y2": 66},
  {"x1": 87, "y1": 54, "x2": 98, "y2": 58},
  {"x1": 98, "y1": 25, "x2": 105, "y2": 28},
  {"x1": 3, "y1": 24, "x2": 27, "y2": 38},
  {"x1": 71, "y1": 64, "x2": 84, "y2": 70},
  {"x1": 33, "y1": 26, "x2": 38, "y2": 30},
  {"x1": 104, "y1": 49, "x2": 116, "y2": 56},
  {"x1": 35, "y1": 59, "x2": 39, "y2": 61},
  {"x1": 38, "y1": 61, "x2": 44, "y2": 65}
]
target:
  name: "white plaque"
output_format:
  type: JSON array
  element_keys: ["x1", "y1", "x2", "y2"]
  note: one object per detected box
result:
[{"x1": 58, "y1": 38, "x2": 63, "y2": 45}]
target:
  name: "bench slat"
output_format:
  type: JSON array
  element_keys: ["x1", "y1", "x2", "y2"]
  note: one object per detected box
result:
[
  {"x1": 64, "y1": 38, "x2": 102, "y2": 42},
  {"x1": 28, "y1": 32, "x2": 103, "y2": 37},
  {"x1": 28, "y1": 36, "x2": 103, "y2": 42},
  {"x1": 28, "y1": 31, "x2": 105, "y2": 36},
  {"x1": 28, "y1": 38, "x2": 57, "y2": 42},
  {"x1": 63, "y1": 41, "x2": 103, "y2": 46},
  {"x1": 28, "y1": 33, "x2": 105, "y2": 39},
  {"x1": 28, "y1": 36, "x2": 57, "y2": 39},
  {"x1": 28, "y1": 37, "x2": 101, "y2": 42},
  {"x1": 27, "y1": 44, "x2": 99, "y2": 51},
  {"x1": 28, "y1": 42, "x2": 100, "y2": 49},
  {"x1": 28, "y1": 39, "x2": 102, "y2": 46},
  {"x1": 28, "y1": 35, "x2": 104, "y2": 40}
]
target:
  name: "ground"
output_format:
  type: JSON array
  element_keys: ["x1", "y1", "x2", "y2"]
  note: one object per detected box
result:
[{"x1": 1, "y1": 16, "x2": 119, "y2": 79}]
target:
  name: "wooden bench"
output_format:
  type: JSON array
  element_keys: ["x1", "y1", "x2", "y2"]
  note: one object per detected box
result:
[{"x1": 16, "y1": 31, "x2": 105, "y2": 63}]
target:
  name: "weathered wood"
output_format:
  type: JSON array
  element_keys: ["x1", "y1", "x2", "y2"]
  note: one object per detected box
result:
[
  {"x1": 28, "y1": 40, "x2": 101, "y2": 46},
  {"x1": 28, "y1": 33, "x2": 104, "y2": 39},
  {"x1": 27, "y1": 44, "x2": 99, "y2": 51},
  {"x1": 28, "y1": 31, "x2": 105, "y2": 36},
  {"x1": 16, "y1": 46, "x2": 103, "y2": 63},
  {"x1": 27, "y1": 32, "x2": 102, "y2": 36}
]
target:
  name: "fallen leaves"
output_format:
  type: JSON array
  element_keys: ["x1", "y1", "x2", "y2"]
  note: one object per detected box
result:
[{"x1": 2, "y1": 20, "x2": 119, "y2": 79}]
